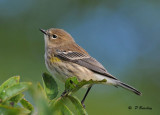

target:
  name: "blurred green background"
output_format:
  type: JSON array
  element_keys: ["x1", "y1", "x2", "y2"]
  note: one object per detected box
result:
[{"x1": 0, "y1": 0, "x2": 159, "y2": 114}]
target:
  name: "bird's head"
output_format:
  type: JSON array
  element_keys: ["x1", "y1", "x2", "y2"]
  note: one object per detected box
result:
[{"x1": 40, "y1": 28, "x2": 75, "y2": 48}]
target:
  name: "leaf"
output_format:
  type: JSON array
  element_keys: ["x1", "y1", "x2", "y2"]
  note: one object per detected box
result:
[
  {"x1": 0, "y1": 82, "x2": 32, "y2": 103},
  {"x1": 65, "y1": 77, "x2": 79, "y2": 92},
  {"x1": 65, "y1": 77, "x2": 106, "y2": 94},
  {"x1": 68, "y1": 95, "x2": 88, "y2": 115},
  {"x1": 37, "y1": 82, "x2": 47, "y2": 98},
  {"x1": 0, "y1": 76, "x2": 20, "y2": 93},
  {"x1": 29, "y1": 82, "x2": 56, "y2": 114},
  {"x1": 0, "y1": 104, "x2": 30, "y2": 115},
  {"x1": 42, "y1": 72, "x2": 58, "y2": 100},
  {"x1": 51, "y1": 98, "x2": 74, "y2": 115},
  {"x1": 61, "y1": 104, "x2": 74, "y2": 115},
  {"x1": 20, "y1": 98, "x2": 34, "y2": 111},
  {"x1": 36, "y1": 97, "x2": 52, "y2": 115},
  {"x1": 4, "y1": 93, "x2": 24, "y2": 107},
  {"x1": 29, "y1": 84, "x2": 52, "y2": 115},
  {"x1": 10, "y1": 93, "x2": 24, "y2": 104}
]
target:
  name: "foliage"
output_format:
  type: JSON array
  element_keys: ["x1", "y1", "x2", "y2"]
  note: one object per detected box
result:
[
  {"x1": 0, "y1": 73, "x2": 106, "y2": 115},
  {"x1": 0, "y1": 76, "x2": 32, "y2": 114}
]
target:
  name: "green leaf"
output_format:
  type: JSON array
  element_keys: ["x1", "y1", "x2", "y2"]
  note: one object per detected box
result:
[
  {"x1": 42, "y1": 72, "x2": 58, "y2": 100},
  {"x1": 0, "y1": 82, "x2": 32, "y2": 103},
  {"x1": 4, "y1": 93, "x2": 24, "y2": 107},
  {"x1": 68, "y1": 96, "x2": 88, "y2": 115},
  {"x1": 37, "y1": 82, "x2": 47, "y2": 98},
  {"x1": 65, "y1": 77, "x2": 79, "y2": 92},
  {"x1": 52, "y1": 98, "x2": 74, "y2": 115},
  {"x1": 20, "y1": 98, "x2": 34, "y2": 111},
  {"x1": 29, "y1": 84, "x2": 52, "y2": 115},
  {"x1": 10, "y1": 93, "x2": 24, "y2": 104},
  {"x1": 0, "y1": 104, "x2": 30, "y2": 115},
  {"x1": 0, "y1": 76, "x2": 20, "y2": 93},
  {"x1": 65, "y1": 77, "x2": 106, "y2": 94}
]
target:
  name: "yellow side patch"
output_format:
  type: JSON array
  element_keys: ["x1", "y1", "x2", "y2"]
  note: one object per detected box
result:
[{"x1": 50, "y1": 57, "x2": 61, "y2": 63}]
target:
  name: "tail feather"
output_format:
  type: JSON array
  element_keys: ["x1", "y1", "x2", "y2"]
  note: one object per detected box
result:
[
  {"x1": 94, "y1": 73, "x2": 142, "y2": 95},
  {"x1": 117, "y1": 81, "x2": 142, "y2": 96}
]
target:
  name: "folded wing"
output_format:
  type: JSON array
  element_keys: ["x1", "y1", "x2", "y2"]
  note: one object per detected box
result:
[{"x1": 56, "y1": 50, "x2": 117, "y2": 80}]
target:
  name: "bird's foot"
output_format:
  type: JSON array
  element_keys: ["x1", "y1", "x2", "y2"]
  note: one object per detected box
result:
[
  {"x1": 61, "y1": 90, "x2": 67, "y2": 97},
  {"x1": 81, "y1": 101, "x2": 86, "y2": 109}
]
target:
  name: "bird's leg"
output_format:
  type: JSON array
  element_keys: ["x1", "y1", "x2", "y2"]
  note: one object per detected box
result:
[{"x1": 81, "y1": 86, "x2": 92, "y2": 108}]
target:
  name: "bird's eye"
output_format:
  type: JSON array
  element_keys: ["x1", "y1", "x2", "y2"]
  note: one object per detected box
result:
[{"x1": 52, "y1": 34, "x2": 58, "y2": 39}]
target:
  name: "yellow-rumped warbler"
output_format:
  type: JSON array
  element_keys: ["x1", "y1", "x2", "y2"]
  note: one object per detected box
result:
[{"x1": 40, "y1": 28, "x2": 142, "y2": 106}]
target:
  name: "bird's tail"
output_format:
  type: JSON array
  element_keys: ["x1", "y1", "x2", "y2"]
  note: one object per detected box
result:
[
  {"x1": 116, "y1": 81, "x2": 142, "y2": 96},
  {"x1": 94, "y1": 73, "x2": 142, "y2": 95}
]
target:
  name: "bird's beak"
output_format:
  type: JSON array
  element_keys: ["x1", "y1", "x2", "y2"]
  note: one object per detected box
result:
[{"x1": 40, "y1": 29, "x2": 47, "y2": 35}]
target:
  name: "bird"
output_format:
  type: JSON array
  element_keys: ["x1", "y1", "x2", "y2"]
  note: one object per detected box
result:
[{"x1": 40, "y1": 28, "x2": 142, "y2": 107}]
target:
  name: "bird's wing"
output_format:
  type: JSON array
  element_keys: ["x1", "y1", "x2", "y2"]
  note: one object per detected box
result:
[{"x1": 56, "y1": 50, "x2": 117, "y2": 80}]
